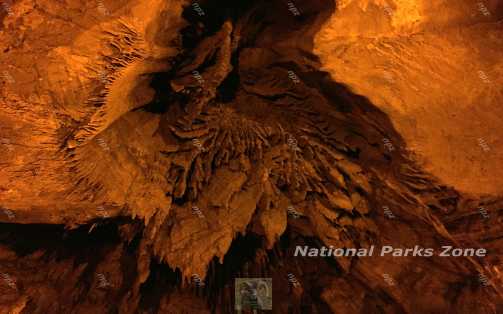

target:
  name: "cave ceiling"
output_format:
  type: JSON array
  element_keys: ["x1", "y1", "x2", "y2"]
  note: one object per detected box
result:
[{"x1": 0, "y1": 0, "x2": 503, "y2": 313}]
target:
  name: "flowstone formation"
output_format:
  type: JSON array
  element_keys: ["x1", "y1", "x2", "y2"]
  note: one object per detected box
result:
[{"x1": 1, "y1": 0, "x2": 502, "y2": 313}]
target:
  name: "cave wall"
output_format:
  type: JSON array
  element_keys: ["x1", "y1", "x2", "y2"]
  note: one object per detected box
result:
[
  {"x1": 315, "y1": 0, "x2": 503, "y2": 195},
  {"x1": 0, "y1": 0, "x2": 502, "y2": 313}
]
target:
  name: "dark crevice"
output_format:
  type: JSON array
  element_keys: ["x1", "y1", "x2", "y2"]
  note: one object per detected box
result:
[
  {"x1": 0, "y1": 220, "x2": 124, "y2": 260},
  {"x1": 139, "y1": 259, "x2": 183, "y2": 313}
]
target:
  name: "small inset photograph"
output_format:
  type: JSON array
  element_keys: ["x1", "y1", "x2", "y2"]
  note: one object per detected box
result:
[{"x1": 235, "y1": 278, "x2": 272, "y2": 312}]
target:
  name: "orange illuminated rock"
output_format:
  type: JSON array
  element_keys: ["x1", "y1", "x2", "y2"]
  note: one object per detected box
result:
[{"x1": 0, "y1": 0, "x2": 502, "y2": 313}]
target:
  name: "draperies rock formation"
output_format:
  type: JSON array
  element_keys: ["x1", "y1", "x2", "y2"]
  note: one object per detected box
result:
[{"x1": 1, "y1": 0, "x2": 502, "y2": 313}]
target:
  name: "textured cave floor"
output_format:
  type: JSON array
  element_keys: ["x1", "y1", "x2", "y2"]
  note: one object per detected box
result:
[{"x1": 1, "y1": 0, "x2": 503, "y2": 313}]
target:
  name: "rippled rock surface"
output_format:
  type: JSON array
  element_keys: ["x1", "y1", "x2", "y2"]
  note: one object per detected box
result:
[{"x1": 1, "y1": 0, "x2": 502, "y2": 313}]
